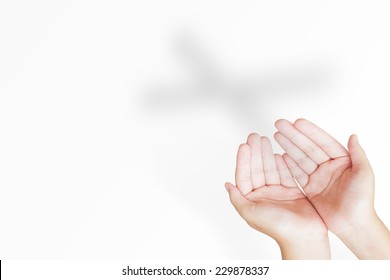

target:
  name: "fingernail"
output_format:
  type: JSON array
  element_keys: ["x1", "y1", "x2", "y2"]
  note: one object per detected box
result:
[{"x1": 224, "y1": 183, "x2": 230, "y2": 192}]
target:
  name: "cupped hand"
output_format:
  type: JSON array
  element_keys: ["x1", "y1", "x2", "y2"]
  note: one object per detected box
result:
[
  {"x1": 225, "y1": 133, "x2": 328, "y2": 243},
  {"x1": 274, "y1": 119, "x2": 375, "y2": 236}
]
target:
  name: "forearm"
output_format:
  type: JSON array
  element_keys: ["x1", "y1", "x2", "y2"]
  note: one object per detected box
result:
[
  {"x1": 337, "y1": 212, "x2": 390, "y2": 259},
  {"x1": 277, "y1": 234, "x2": 331, "y2": 260}
]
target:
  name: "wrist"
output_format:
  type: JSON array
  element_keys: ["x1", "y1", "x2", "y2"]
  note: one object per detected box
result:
[
  {"x1": 336, "y1": 211, "x2": 390, "y2": 259},
  {"x1": 277, "y1": 232, "x2": 331, "y2": 260}
]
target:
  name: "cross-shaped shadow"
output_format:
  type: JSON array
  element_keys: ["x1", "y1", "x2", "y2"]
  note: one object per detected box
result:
[
  {"x1": 143, "y1": 32, "x2": 333, "y2": 130},
  {"x1": 139, "y1": 32, "x2": 335, "y2": 257}
]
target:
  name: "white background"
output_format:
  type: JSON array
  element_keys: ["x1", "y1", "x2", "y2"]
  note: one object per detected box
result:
[
  {"x1": 3, "y1": 260, "x2": 390, "y2": 279},
  {"x1": 1, "y1": 0, "x2": 390, "y2": 259}
]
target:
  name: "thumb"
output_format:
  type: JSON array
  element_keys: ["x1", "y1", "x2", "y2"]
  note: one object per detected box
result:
[
  {"x1": 347, "y1": 134, "x2": 372, "y2": 172},
  {"x1": 225, "y1": 182, "x2": 254, "y2": 220}
]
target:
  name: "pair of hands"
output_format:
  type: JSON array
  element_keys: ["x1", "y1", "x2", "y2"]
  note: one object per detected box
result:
[{"x1": 226, "y1": 119, "x2": 390, "y2": 259}]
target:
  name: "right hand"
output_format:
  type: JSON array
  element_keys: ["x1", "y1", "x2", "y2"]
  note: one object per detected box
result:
[{"x1": 274, "y1": 119, "x2": 376, "y2": 237}]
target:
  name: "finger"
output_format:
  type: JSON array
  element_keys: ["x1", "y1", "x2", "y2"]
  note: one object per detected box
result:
[
  {"x1": 294, "y1": 118, "x2": 348, "y2": 158},
  {"x1": 247, "y1": 133, "x2": 265, "y2": 189},
  {"x1": 246, "y1": 184, "x2": 304, "y2": 201},
  {"x1": 225, "y1": 182, "x2": 255, "y2": 221},
  {"x1": 274, "y1": 154, "x2": 298, "y2": 187},
  {"x1": 261, "y1": 137, "x2": 280, "y2": 185},
  {"x1": 283, "y1": 153, "x2": 309, "y2": 188},
  {"x1": 275, "y1": 119, "x2": 330, "y2": 165},
  {"x1": 274, "y1": 132, "x2": 318, "y2": 174},
  {"x1": 347, "y1": 134, "x2": 373, "y2": 173},
  {"x1": 235, "y1": 144, "x2": 252, "y2": 195}
]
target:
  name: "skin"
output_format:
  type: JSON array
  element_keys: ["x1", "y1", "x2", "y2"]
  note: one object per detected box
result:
[
  {"x1": 274, "y1": 118, "x2": 390, "y2": 259},
  {"x1": 225, "y1": 133, "x2": 331, "y2": 259},
  {"x1": 226, "y1": 119, "x2": 390, "y2": 259}
]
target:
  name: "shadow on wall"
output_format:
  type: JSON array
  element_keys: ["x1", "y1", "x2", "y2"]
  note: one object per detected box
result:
[
  {"x1": 137, "y1": 31, "x2": 336, "y2": 257},
  {"x1": 143, "y1": 31, "x2": 334, "y2": 128}
]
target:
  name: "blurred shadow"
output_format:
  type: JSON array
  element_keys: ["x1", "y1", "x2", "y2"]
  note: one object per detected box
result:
[
  {"x1": 143, "y1": 32, "x2": 333, "y2": 128},
  {"x1": 139, "y1": 31, "x2": 335, "y2": 257}
]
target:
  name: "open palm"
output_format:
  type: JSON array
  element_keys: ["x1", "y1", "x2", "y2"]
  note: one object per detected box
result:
[
  {"x1": 226, "y1": 133, "x2": 327, "y2": 242},
  {"x1": 275, "y1": 119, "x2": 375, "y2": 235}
]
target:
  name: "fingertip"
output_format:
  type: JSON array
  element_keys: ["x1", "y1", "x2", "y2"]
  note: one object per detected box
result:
[
  {"x1": 274, "y1": 119, "x2": 290, "y2": 129},
  {"x1": 274, "y1": 119, "x2": 283, "y2": 128},
  {"x1": 347, "y1": 133, "x2": 372, "y2": 172},
  {"x1": 238, "y1": 143, "x2": 250, "y2": 151},
  {"x1": 293, "y1": 118, "x2": 310, "y2": 130},
  {"x1": 352, "y1": 134, "x2": 359, "y2": 143},
  {"x1": 274, "y1": 132, "x2": 285, "y2": 146},
  {"x1": 294, "y1": 118, "x2": 308, "y2": 125},
  {"x1": 237, "y1": 143, "x2": 251, "y2": 157},
  {"x1": 260, "y1": 136, "x2": 270, "y2": 143},
  {"x1": 348, "y1": 134, "x2": 359, "y2": 150},
  {"x1": 225, "y1": 182, "x2": 233, "y2": 192},
  {"x1": 260, "y1": 136, "x2": 273, "y2": 149},
  {"x1": 282, "y1": 153, "x2": 294, "y2": 165},
  {"x1": 226, "y1": 183, "x2": 245, "y2": 197},
  {"x1": 247, "y1": 132, "x2": 261, "y2": 144},
  {"x1": 274, "y1": 153, "x2": 284, "y2": 167},
  {"x1": 274, "y1": 153, "x2": 283, "y2": 160},
  {"x1": 247, "y1": 132, "x2": 260, "y2": 139}
]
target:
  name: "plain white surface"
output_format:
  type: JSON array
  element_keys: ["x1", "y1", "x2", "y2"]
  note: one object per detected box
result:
[
  {"x1": 1, "y1": 0, "x2": 390, "y2": 259},
  {"x1": 3, "y1": 260, "x2": 390, "y2": 280}
]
